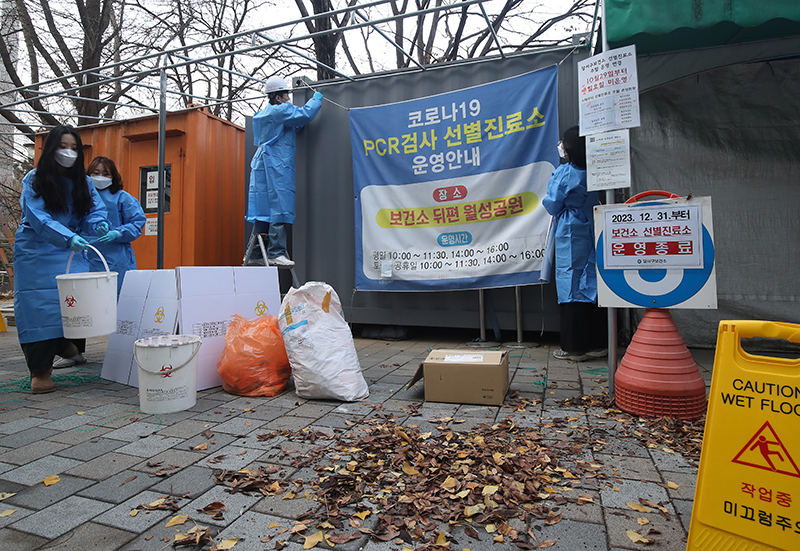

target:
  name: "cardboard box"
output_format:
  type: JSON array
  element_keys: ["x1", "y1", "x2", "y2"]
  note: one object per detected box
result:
[
  {"x1": 101, "y1": 266, "x2": 281, "y2": 390},
  {"x1": 409, "y1": 349, "x2": 509, "y2": 406}
]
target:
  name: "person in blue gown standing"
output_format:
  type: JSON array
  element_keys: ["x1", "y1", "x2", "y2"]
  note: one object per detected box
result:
[
  {"x1": 13, "y1": 126, "x2": 110, "y2": 393},
  {"x1": 246, "y1": 76, "x2": 322, "y2": 267},
  {"x1": 542, "y1": 126, "x2": 607, "y2": 362},
  {"x1": 84, "y1": 156, "x2": 146, "y2": 295}
]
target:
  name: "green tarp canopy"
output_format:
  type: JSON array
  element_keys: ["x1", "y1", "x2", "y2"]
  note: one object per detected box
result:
[{"x1": 606, "y1": 0, "x2": 800, "y2": 54}]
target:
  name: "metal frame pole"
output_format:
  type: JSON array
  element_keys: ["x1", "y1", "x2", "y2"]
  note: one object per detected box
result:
[
  {"x1": 602, "y1": 0, "x2": 618, "y2": 395},
  {"x1": 157, "y1": 56, "x2": 167, "y2": 269}
]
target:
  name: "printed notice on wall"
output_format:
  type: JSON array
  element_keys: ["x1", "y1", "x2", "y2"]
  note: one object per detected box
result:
[
  {"x1": 145, "y1": 218, "x2": 158, "y2": 236},
  {"x1": 586, "y1": 129, "x2": 631, "y2": 191},
  {"x1": 578, "y1": 45, "x2": 640, "y2": 135}
]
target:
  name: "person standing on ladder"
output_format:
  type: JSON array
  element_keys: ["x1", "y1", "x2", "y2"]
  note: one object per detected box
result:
[{"x1": 246, "y1": 76, "x2": 322, "y2": 267}]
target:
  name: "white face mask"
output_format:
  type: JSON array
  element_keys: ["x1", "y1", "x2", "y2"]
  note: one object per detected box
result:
[
  {"x1": 557, "y1": 143, "x2": 567, "y2": 160},
  {"x1": 92, "y1": 176, "x2": 112, "y2": 189},
  {"x1": 55, "y1": 149, "x2": 78, "y2": 168}
]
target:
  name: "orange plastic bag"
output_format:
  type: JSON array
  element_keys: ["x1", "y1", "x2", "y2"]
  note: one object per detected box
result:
[{"x1": 217, "y1": 314, "x2": 291, "y2": 397}]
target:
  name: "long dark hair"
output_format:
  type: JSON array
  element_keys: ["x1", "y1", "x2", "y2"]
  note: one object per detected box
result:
[
  {"x1": 561, "y1": 126, "x2": 587, "y2": 170},
  {"x1": 33, "y1": 125, "x2": 93, "y2": 218},
  {"x1": 87, "y1": 156, "x2": 124, "y2": 194}
]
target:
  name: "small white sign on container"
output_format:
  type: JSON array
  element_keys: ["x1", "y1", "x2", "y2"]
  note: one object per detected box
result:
[{"x1": 144, "y1": 218, "x2": 158, "y2": 236}]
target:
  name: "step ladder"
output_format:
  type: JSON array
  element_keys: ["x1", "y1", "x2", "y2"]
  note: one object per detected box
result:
[{"x1": 242, "y1": 233, "x2": 300, "y2": 288}]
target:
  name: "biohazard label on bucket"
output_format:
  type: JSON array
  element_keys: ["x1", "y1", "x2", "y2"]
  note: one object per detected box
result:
[
  {"x1": 62, "y1": 315, "x2": 93, "y2": 328},
  {"x1": 688, "y1": 321, "x2": 800, "y2": 551}
]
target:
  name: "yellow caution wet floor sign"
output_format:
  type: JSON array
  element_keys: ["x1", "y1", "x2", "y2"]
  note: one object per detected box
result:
[{"x1": 689, "y1": 321, "x2": 800, "y2": 551}]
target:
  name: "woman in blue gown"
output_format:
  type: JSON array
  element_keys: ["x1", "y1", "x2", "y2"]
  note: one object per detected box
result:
[
  {"x1": 542, "y1": 126, "x2": 607, "y2": 361},
  {"x1": 14, "y1": 126, "x2": 109, "y2": 393},
  {"x1": 85, "y1": 156, "x2": 146, "y2": 295}
]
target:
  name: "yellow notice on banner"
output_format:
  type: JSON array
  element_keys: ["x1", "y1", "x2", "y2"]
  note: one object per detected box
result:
[{"x1": 688, "y1": 321, "x2": 800, "y2": 551}]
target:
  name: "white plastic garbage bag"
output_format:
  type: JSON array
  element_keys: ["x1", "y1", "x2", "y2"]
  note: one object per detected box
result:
[{"x1": 278, "y1": 281, "x2": 369, "y2": 401}]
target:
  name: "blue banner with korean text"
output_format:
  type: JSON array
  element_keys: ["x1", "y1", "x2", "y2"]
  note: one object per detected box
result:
[{"x1": 349, "y1": 66, "x2": 559, "y2": 291}]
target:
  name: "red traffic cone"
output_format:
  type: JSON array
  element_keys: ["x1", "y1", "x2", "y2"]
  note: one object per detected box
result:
[{"x1": 615, "y1": 309, "x2": 707, "y2": 419}]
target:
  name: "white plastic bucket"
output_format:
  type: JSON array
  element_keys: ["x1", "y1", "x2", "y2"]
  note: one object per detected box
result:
[
  {"x1": 134, "y1": 334, "x2": 201, "y2": 414},
  {"x1": 56, "y1": 245, "x2": 118, "y2": 338}
]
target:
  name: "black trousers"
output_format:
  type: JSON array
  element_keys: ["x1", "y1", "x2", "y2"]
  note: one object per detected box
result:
[
  {"x1": 21, "y1": 338, "x2": 85, "y2": 374},
  {"x1": 559, "y1": 302, "x2": 607, "y2": 353}
]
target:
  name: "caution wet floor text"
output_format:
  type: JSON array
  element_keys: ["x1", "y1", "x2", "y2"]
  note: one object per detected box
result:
[{"x1": 688, "y1": 321, "x2": 800, "y2": 550}]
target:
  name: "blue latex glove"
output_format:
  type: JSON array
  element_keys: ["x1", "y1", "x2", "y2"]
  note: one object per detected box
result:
[
  {"x1": 95, "y1": 221, "x2": 110, "y2": 237},
  {"x1": 98, "y1": 230, "x2": 120, "y2": 243},
  {"x1": 313, "y1": 91, "x2": 323, "y2": 101},
  {"x1": 68, "y1": 235, "x2": 89, "y2": 252}
]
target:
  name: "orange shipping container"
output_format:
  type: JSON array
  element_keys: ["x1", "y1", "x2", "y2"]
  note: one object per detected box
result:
[{"x1": 34, "y1": 107, "x2": 246, "y2": 269}]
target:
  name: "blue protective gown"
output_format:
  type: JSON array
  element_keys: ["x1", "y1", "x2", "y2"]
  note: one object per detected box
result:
[
  {"x1": 13, "y1": 170, "x2": 109, "y2": 344},
  {"x1": 246, "y1": 95, "x2": 322, "y2": 225},
  {"x1": 541, "y1": 163, "x2": 600, "y2": 304},
  {"x1": 87, "y1": 188, "x2": 146, "y2": 295}
]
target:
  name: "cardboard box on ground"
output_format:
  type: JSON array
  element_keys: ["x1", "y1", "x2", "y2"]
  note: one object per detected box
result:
[
  {"x1": 101, "y1": 266, "x2": 282, "y2": 390},
  {"x1": 409, "y1": 349, "x2": 510, "y2": 406}
]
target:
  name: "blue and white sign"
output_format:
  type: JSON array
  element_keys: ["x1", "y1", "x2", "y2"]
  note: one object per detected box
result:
[
  {"x1": 349, "y1": 66, "x2": 559, "y2": 291},
  {"x1": 594, "y1": 196, "x2": 717, "y2": 309}
]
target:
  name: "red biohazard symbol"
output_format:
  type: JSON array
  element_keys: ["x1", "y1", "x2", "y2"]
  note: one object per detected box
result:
[
  {"x1": 160, "y1": 364, "x2": 173, "y2": 378},
  {"x1": 732, "y1": 421, "x2": 800, "y2": 478},
  {"x1": 64, "y1": 295, "x2": 77, "y2": 307}
]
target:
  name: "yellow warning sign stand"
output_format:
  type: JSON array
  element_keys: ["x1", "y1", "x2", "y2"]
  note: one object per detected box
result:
[{"x1": 689, "y1": 321, "x2": 800, "y2": 551}]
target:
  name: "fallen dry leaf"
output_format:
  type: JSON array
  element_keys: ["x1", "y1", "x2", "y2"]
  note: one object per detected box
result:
[
  {"x1": 626, "y1": 529, "x2": 654, "y2": 544},
  {"x1": 626, "y1": 502, "x2": 652, "y2": 513},
  {"x1": 43, "y1": 475, "x2": 60, "y2": 486},
  {"x1": 327, "y1": 532, "x2": 361, "y2": 544},
  {"x1": 120, "y1": 475, "x2": 137, "y2": 486},
  {"x1": 303, "y1": 531, "x2": 324, "y2": 549},
  {"x1": 193, "y1": 442, "x2": 209, "y2": 451},
  {"x1": 0, "y1": 493, "x2": 16, "y2": 501},
  {"x1": 213, "y1": 538, "x2": 238, "y2": 550},
  {"x1": 166, "y1": 514, "x2": 188, "y2": 527},
  {"x1": 537, "y1": 540, "x2": 556, "y2": 548},
  {"x1": 666, "y1": 481, "x2": 680, "y2": 489},
  {"x1": 200, "y1": 502, "x2": 226, "y2": 515},
  {"x1": 130, "y1": 510, "x2": 138, "y2": 517},
  {"x1": 0, "y1": 509, "x2": 15, "y2": 518},
  {"x1": 637, "y1": 517, "x2": 651, "y2": 526}
]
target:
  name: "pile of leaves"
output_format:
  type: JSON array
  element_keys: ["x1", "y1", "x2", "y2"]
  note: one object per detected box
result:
[
  {"x1": 216, "y1": 413, "x2": 604, "y2": 549},
  {"x1": 557, "y1": 394, "x2": 706, "y2": 460}
]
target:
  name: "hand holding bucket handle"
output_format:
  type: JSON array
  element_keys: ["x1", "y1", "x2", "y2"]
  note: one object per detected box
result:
[{"x1": 65, "y1": 244, "x2": 112, "y2": 279}]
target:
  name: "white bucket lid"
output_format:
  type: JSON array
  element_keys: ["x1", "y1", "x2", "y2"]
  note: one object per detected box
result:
[{"x1": 134, "y1": 334, "x2": 201, "y2": 348}]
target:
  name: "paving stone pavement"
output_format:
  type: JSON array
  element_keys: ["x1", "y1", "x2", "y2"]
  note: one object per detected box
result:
[{"x1": 0, "y1": 324, "x2": 714, "y2": 550}]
